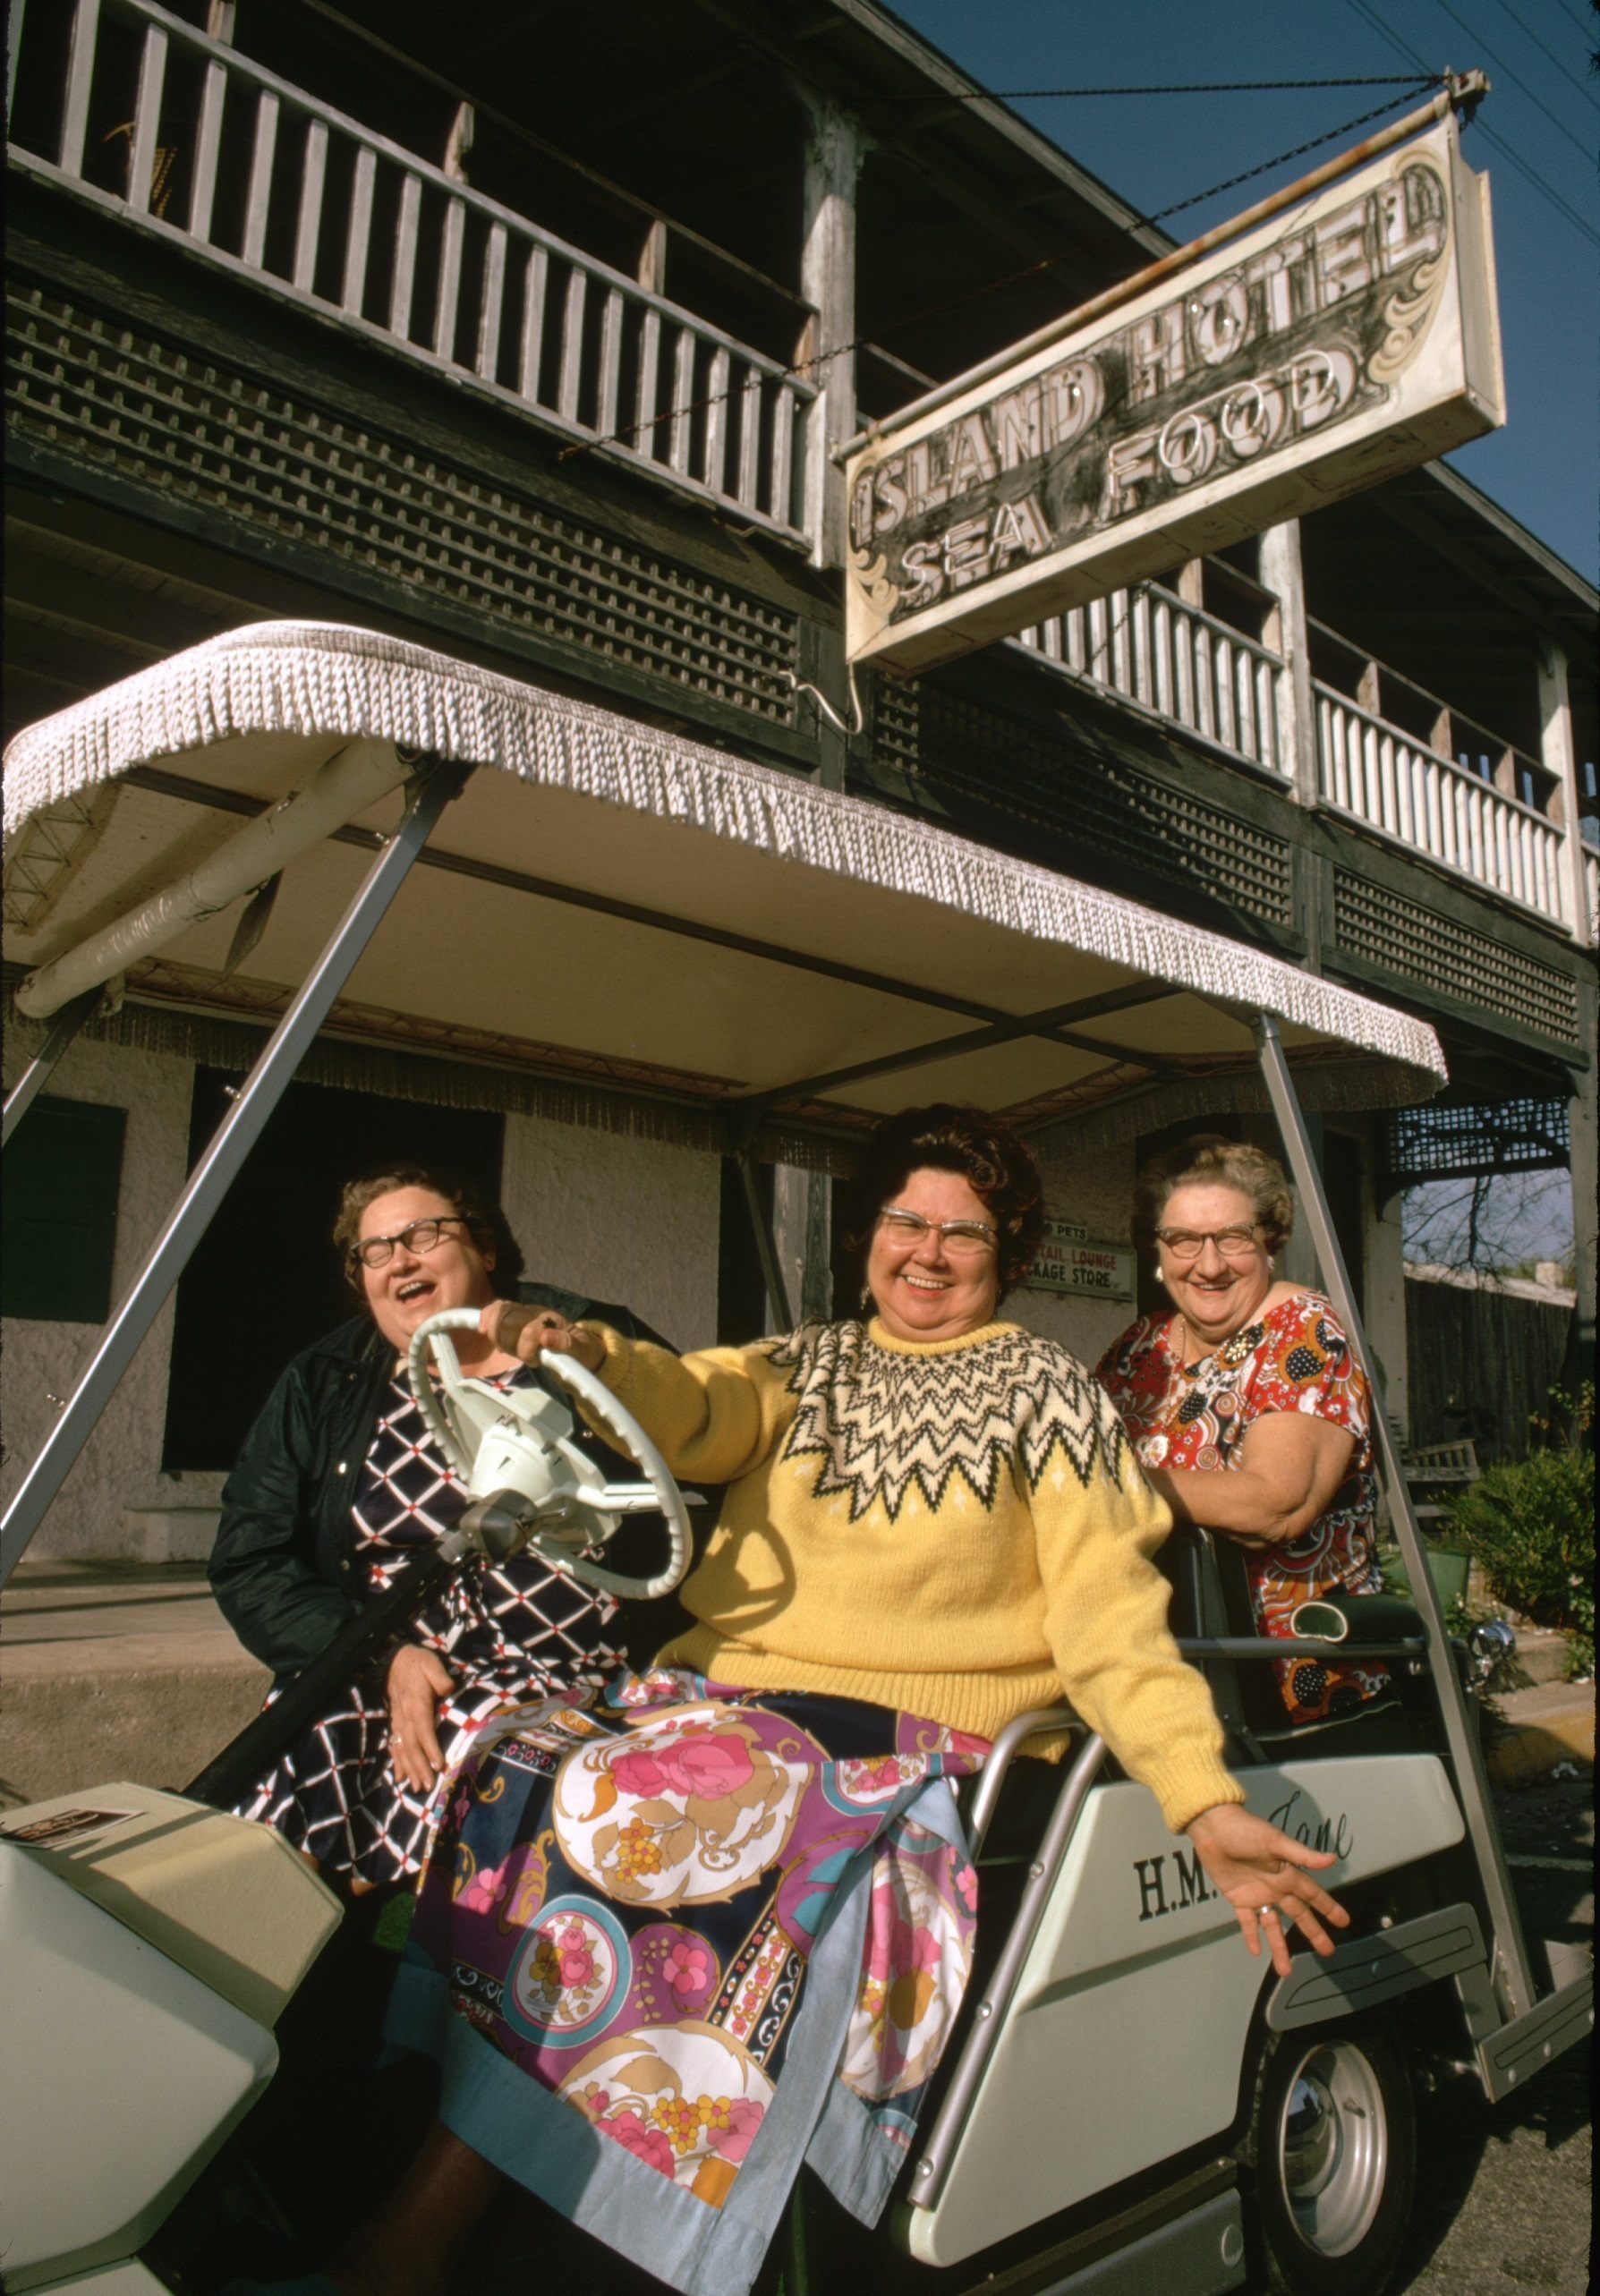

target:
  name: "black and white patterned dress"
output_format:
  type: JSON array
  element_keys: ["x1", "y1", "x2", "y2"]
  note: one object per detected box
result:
[{"x1": 237, "y1": 1369, "x2": 626, "y2": 1887}]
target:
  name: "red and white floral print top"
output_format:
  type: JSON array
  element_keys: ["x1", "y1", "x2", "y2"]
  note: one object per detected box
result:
[{"x1": 1096, "y1": 1291, "x2": 1386, "y2": 1724}]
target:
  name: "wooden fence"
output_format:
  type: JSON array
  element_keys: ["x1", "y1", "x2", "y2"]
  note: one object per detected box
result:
[{"x1": 1406, "y1": 1274, "x2": 1572, "y2": 1463}]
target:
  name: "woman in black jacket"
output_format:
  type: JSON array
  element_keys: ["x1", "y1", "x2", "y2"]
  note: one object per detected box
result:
[{"x1": 210, "y1": 1163, "x2": 658, "y2": 1892}]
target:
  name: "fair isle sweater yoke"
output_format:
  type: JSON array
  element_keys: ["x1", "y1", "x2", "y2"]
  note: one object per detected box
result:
[{"x1": 583, "y1": 1316, "x2": 1242, "y2": 1834}]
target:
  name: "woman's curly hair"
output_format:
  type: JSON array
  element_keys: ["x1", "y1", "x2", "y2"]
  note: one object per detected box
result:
[
  {"x1": 333, "y1": 1164, "x2": 524, "y2": 1291},
  {"x1": 1131, "y1": 1134, "x2": 1295, "y2": 1254},
  {"x1": 846, "y1": 1103, "x2": 1046, "y2": 1294}
]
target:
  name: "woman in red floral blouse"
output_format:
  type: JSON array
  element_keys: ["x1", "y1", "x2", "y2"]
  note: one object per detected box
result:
[{"x1": 1096, "y1": 1135, "x2": 1386, "y2": 1725}]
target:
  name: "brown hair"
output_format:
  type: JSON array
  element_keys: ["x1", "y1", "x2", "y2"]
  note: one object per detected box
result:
[
  {"x1": 333, "y1": 1164, "x2": 524, "y2": 1290},
  {"x1": 846, "y1": 1103, "x2": 1046, "y2": 1292},
  {"x1": 1131, "y1": 1134, "x2": 1294, "y2": 1254}
]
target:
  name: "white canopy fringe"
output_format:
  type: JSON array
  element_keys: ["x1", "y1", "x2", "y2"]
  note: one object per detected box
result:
[{"x1": 3, "y1": 621, "x2": 1447, "y2": 1102}]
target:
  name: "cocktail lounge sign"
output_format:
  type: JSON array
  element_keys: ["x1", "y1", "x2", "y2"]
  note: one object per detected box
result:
[
  {"x1": 1024, "y1": 1220, "x2": 1135, "y2": 1304},
  {"x1": 845, "y1": 118, "x2": 1503, "y2": 675}
]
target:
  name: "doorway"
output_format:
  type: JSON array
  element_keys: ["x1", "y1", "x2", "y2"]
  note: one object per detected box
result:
[{"x1": 162, "y1": 1072, "x2": 505, "y2": 1472}]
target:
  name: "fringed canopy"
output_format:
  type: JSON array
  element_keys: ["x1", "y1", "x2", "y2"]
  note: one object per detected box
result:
[{"x1": 4, "y1": 622, "x2": 1446, "y2": 1139}]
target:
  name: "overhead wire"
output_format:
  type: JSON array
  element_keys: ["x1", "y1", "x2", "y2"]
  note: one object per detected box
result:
[
  {"x1": 1344, "y1": 0, "x2": 1600, "y2": 250},
  {"x1": 1478, "y1": 0, "x2": 1600, "y2": 112},
  {"x1": 1428, "y1": 0, "x2": 1596, "y2": 153},
  {"x1": 868, "y1": 75, "x2": 1434, "y2": 98},
  {"x1": 557, "y1": 80, "x2": 1452, "y2": 465}
]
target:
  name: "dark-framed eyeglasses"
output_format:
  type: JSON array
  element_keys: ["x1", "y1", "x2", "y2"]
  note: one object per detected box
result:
[
  {"x1": 1154, "y1": 1224, "x2": 1264, "y2": 1263},
  {"x1": 351, "y1": 1215, "x2": 472, "y2": 1270},
  {"x1": 877, "y1": 1205, "x2": 997, "y2": 1258}
]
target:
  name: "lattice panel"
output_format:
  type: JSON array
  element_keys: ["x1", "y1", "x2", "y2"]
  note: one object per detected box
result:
[
  {"x1": 872, "y1": 676, "x2": 922, "y2": 778},
  {"x1": 914, "y1": 688, "x2": 1295, "y2": 924},
  {"x1": 1384, "y1": 1098, "x2": 1570, "y2": 1185},
  {"x1": 1332, "y1": 871, "x2": 1580, "y2": 1042},
  {"x1": 5, "y1": 285, "x2": 801, "y2": 725}
]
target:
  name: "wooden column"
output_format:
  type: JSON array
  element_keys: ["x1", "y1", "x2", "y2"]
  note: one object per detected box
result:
[
  {"x1": 1537, "y1": 643, "x2": 1592, "y2": 946},
  {"x1": 771, "y1": 1162, "x2": 833, "y2": 1327},
  {"x1": 1259, "y1": 520, "x2": 1318, "y2": 807},
  {"x1": 1563, "y1": 977, "x2": 1597, "y2": 1397},
  {"x1": 799, "y1": 95, "x2": 861, "y2": 569}
]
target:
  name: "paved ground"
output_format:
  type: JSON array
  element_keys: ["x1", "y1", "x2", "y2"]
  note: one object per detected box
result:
[
  {"x1": 1393, "y1": 1776, "x2": 1594, "y2": 2296},
  {"x1": 0, "y1": 1561, "x2": 268, "y2": 1807}
]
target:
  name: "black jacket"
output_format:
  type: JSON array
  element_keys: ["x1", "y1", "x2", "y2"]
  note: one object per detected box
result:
[{"x1": 209, "y1": 1281, "x2": 662, "y2": 1674}]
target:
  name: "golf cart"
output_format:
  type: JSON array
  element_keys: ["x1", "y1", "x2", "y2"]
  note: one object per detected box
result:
[{"x1": 1, "y1": 623, "x2": 1590, "y2": 2295}]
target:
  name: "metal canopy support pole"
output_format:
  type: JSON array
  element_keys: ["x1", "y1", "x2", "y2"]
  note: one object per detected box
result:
[
  {"x1": 0, "y1": 759, "x2": 466, "y2": 1589},
  {"x1": 1254, "y1": 1014, "x2": 1537, "y2": 2020},
  {"x1": 2, "y1": 986, "x2": 101, "y2": 1147}
]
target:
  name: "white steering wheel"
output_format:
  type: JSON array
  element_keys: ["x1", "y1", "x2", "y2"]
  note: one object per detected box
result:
[{"x1": 405, "y1": 1308, "x2": 692, "y2": 1599}]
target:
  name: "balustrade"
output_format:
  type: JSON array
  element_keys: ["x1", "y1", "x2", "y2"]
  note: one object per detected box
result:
[
  {"x1": 1315, "y1": 683, "x2": 1573, "y2": 931},
  {"x1": 6, "y1": 0, "x2": 815, "y2": 539},
  {"x1": 1019, "y1": 581, "x2": 1287, "y2": 778}
]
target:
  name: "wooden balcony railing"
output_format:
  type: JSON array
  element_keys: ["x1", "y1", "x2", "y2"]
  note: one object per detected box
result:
[
  {"x1": 1315, "y1": 683, "x2": 1575, "y2": 930},
  {"x1": 6, "y1": 0, "x2": 816, "y2": 540},
  {"x1": 1018, "y1": 582, "x2": 1288, "y2": 778}
]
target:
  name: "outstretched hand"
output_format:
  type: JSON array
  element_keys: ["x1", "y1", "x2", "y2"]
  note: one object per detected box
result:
[
  {"x1": 1186, "y1": 1802, "x2": 1350, "y2": 1977},
  {"x1": 478, "y1": 1302, "x2": 606, "y2": 1372}
]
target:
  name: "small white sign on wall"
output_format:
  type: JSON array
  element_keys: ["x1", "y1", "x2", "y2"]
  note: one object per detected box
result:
[{"x1": 1024, "y1": 1218, "x2": 1135, "y2": 1303}]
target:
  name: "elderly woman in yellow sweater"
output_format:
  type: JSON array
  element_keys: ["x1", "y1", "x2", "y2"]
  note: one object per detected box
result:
[{"x1": 296, "y1": 1106, "x2": 1345, "y2": 2296}]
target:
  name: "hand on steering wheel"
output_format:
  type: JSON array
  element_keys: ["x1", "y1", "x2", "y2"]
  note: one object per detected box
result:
[
  {"x1": 480, "y1": 1302, "x2": 605, "y2": 1371},
  {"x1": 406, "y1": 1307, "x2": 691, "y2": 1599}
]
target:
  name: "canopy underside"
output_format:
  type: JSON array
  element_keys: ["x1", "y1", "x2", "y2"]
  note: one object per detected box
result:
[{"x1": 3, "y1": 624, "x2": 1447, "y2": 1139}]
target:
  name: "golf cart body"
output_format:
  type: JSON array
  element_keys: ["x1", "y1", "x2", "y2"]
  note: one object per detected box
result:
[{"x1": 1, "y1": 625, "x2": 1590, "y2": 2295}]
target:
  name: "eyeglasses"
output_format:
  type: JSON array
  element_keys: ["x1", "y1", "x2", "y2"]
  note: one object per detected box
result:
[
  {"x1": 1154, "y1": 1225, "x2": 1264, "y2": 1263},
  {"x1": 877, "y1": 1206, "x2": 997, "y2": 1258},
  {"x1": 352, "y1": 1215, "x2": 472, "y2": 1270}
]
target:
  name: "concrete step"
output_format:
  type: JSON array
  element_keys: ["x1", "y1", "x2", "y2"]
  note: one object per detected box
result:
[
  {"x1": 1487, "y1": 1680, "x2": 1596, "y2": 1786},
  {"x1": 1499, "y1": 1627, "x2": 1580, "y2": 1690},
  {"x1": 0, "y1": 1561, "x2": 269, "y2": 1808}
]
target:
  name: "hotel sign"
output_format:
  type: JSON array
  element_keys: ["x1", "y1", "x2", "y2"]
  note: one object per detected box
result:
[
  {"x1": 1024, "y1": 1220, "x2": 1135, "y2": 1304},
  {"x1": 845, "y1": 119, "x2": 1503, "y2": 675}
]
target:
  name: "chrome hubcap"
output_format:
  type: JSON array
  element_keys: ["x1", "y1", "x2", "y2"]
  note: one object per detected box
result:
[{"x1": 1276, "y1": 2039, "x2": 1389, "y2": 2257}]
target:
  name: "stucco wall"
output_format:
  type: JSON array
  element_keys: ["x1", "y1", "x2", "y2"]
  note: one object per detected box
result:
[
  {"x1": 500, "y1": 1113, "x2": 719, "y2": 1353},
  {"x1": 2, "y1": 1036, "x2": 214, "y2": 1561},
  {"x1": 1008, "y1": 1135, "x2": 1137, "y2": 1372}
]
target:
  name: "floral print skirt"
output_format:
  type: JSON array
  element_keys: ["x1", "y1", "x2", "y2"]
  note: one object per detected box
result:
[{"x1": 386, "y1": 1668, "x2": 986, "y2": 2296}]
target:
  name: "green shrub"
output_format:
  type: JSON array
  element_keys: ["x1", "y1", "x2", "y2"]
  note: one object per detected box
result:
[{"x1": 1446, "y1": 1387, "x2": 1595, "y2": 1680}]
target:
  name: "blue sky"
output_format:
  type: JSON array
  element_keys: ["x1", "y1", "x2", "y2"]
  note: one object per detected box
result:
[{"x1": 887, "y1": 1, "x2": 1599, "y2": 582}]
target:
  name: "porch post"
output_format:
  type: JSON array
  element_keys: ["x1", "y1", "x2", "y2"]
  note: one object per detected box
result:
[
  {"x1": 1563, "y1": 978, "x2": 1597, "y2": 1395},
  {"x1": 1255, "y1": 1015, "x2": 1537, "y2": 2020},
  {"x1": 799, "y1": 93, "x2": 861, "y2": 570},
  {"x1": 736, "y1": 1150, "x2": 795, "y2": 1333},
  {"x1": 1258, "y1": 520, "x2": 1319, "y2": 807},
  {"x1": 1536, "y1": 643, "x2": 1592, "y2": 947},
  {"x1": 772, "y1": 1161, "x2": 833, "y2": 1324},
  {"x1": 0, "y1": 757, "x2": 467, "y2": 1587}
]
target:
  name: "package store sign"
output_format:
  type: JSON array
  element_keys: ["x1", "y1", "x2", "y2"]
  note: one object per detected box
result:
[
  {"x1": 1026, "y1": 1220, "x2": 1135, "y2": 1303},
  {"x1": 845, "y1": 118, "x2": 1502, "y2": 675}
]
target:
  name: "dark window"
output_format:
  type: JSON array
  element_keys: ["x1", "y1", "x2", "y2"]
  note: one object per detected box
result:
[
  {"x1": 162, "y1": 1073, "x2": 504, "y2": 1472},
  {"x1": 2, "y1": 1096, "x2": 126, "y2": 1322}
]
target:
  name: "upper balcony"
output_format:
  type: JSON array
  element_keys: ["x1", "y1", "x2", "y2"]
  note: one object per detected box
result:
[
  {"x1": 6, "y1": 0, "x2": 1596, "y2": 951},
  {"x1": 1015, "y1": 566, "x2": 1597, "y2": 946},
  {"x1": 5, "y1": 0, "x2": 821, "y2": 542}
]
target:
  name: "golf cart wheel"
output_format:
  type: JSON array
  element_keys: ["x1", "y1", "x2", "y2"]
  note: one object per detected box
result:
[{"x1": 1243, "y1": 2016, "x2": 1415, "y2": 2296}]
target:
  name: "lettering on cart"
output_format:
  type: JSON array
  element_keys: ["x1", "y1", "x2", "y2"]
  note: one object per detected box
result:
[
  {"x1": 1268, "y1": 1789, "x2": 1354, "y2": 1859},
  {"x1": 1133, "y1": 1845, "x2": 1218, "y2": 1921}
]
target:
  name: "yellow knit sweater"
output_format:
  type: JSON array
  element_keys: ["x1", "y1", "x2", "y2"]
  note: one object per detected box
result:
[{"x1": 583, "y1": 1316, "x2": 1242, "y2": 1834}]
